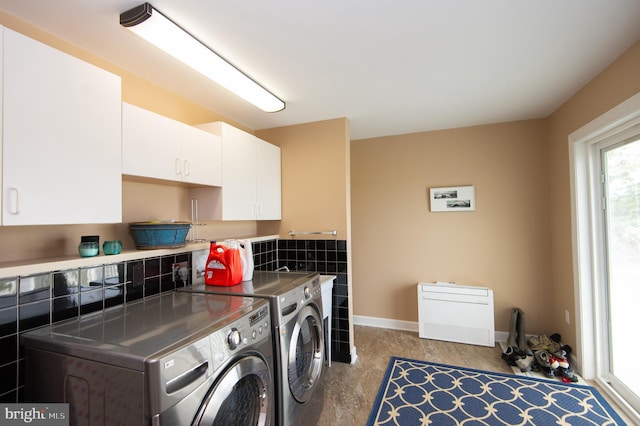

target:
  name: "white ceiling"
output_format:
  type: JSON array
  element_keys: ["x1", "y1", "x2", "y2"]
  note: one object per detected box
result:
[{"x1": 1, "y1": 1, "x2": 639, "y2": 140}]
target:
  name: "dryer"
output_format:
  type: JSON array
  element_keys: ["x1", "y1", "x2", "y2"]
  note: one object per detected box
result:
[
  {"x1": 22, "y1": 291, "x2": 275, "y2": 425},
  {"x1": 179, "y1": 271, "x2": 325, "y2": 426}
]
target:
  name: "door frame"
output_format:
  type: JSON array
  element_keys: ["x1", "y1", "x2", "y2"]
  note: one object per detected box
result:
[{"x1": 569, "y1": 92, "x2": 640, "y2": 422}]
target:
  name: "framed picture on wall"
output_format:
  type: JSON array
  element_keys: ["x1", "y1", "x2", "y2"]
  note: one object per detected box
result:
[{"x1": 429, "y1": 185, "x2": 475, "y2": 212}]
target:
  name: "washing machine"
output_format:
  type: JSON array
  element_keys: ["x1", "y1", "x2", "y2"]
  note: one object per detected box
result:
[
  {"x1": 179, "y1": 270, "x2": 325, "y2": 426},
  {"x1": 21, "y1": 291, "x2": 275, "y2": 425}
]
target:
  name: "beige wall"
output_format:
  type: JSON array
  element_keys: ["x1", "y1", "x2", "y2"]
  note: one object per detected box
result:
[
  {"x1": 351, "y1": 120, "x2": 552, "y2": 334},
  {"x1": 547, "y1": 40, "x2": 640, "y2": 354},
  {"x1": 349, "y1": 38, "x2": 640, "y2": 356},
  {"x1": 256, "y1": 118, "x2": 351, "y2": 239}
]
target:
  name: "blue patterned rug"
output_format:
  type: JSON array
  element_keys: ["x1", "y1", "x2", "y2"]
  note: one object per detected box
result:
[{"x1": 367, "y1": 357, "x2": 626, "y2": 425}]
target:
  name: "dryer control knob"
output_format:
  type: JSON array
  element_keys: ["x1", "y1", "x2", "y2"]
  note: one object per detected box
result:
[
  {"x1": 304, "y1": 286, "x2": 311, "y2": 299},
  {"x1": 227, "y1": 328, "x2": 241, "y2": 350}
]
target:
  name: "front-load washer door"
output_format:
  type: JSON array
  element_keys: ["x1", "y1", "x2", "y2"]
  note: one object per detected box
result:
[
  {"x1": 194, "y1": 355, "x2": 272, "y2": 426},
  {"x1": 287, "y1": 305, "x2": 324, "y2": 403}
]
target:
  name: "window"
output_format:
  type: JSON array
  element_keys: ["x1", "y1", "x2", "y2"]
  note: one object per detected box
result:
[{"x1": 569, "y1": 92, "x2": 640, "y2": 422}]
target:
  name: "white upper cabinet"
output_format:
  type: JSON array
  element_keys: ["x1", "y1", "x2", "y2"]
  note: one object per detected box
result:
[
  {"x1": 2, "y1": 27, "x2": 122, "y2": 226},
  {"x1": 180, "y1": 124, "x2": 222, "y2": 186},
  {"x1": 122, "y1": 103, "x2": 221, "y2": 187},
  {"x1": 122, "y1": 103, "x2": 181, "y2": 183},
  {"x1": 0, "y1": 27, "x2": 4, "y2": 222},
  {"x1": 255, "y1": 138, "x2": 282, "y2": 220},
  {"x1": 193, "y1": 122, "x2": 281, "y2": 221}
]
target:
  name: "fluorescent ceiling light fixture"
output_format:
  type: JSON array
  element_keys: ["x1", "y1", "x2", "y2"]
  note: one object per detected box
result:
[{"x1": 120, "y1": 3, "x2": 285, "y2": 112}]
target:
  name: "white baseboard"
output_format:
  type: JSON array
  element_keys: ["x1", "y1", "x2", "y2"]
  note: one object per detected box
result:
[
  {"x1": 352, "y1": 315, "x2": 508, "y2": 342},
  {"x1": 495, "y1": 331, "x2": 509, "y2": 342},
  {"x1": 353, "y1": 315, "x2": 418, "y2": 332}
]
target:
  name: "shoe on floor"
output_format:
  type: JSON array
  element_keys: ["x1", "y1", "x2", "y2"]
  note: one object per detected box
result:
[
  {"x1": 501, "y1": 346, "x2": 519, "y2": 366},
  {"x1": 551, "y1": 355, "x2": 569, "y2": 369},
  {"x1": 559, "y1": 366, "x2": 579, "y2": 383},
  {"x1": 534, "y1": 350, "x2": 556, "y2": 378},
  {"x1": 527, "y1": 335, "x2": 561, "y2": 353},
  {"x1": 506, "y1": 308, "x2": 519, "y2": 348},
  {"x1": 515, "y1": 354, "x2": 535, "y2": 372},
  {"x1": 515, "y1": 308, "x2": 533, "y2": 356}
]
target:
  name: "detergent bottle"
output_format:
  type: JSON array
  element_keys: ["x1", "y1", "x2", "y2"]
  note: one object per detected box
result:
[
  {"x1": 239, "y1": 239, "x2": 254, "y2": 281},
  {"x1": 223, "y1": 240, "x2": 244, "y2": 285},
  {"x1": 204, "y1": 242, "x2": 228, "y2": 286}
]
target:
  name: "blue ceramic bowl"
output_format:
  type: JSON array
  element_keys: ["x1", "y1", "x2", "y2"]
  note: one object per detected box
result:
[{"x1": 129, "y1": 222, "x2": 191, "y2": 249}]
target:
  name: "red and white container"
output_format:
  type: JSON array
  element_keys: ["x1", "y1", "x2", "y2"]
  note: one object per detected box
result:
[{"x1": 204, "y1": 241, "x2": 243, "y2": 286}]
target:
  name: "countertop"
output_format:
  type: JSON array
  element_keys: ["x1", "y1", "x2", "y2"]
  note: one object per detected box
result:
[
  {"x1": 319, "y1": 275, "x2": 336, "y2": 288},
  {"x1": 0, "y1": 235, "x2": 278, "y2": 279}
]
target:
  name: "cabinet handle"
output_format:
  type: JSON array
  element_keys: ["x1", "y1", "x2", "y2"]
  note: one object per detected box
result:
[
  {"x1": 175, "y1": 158, "x2": 182, "y2": 176},
  {"x1": 183, "y1": 159, "x2": 191, "y2": 176},
  {"x1": 8, "y1": 187, "x2": 19, "y2": 215}
]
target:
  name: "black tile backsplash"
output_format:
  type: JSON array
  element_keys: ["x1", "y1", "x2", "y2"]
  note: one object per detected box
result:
[
  {"x1": 128, "y1": 260, "x2": 144, "y2": 287},
  {"x1": 253, "y1": 239, "x2": 278, "y2": 271},
  {"x1": 0, "y1": 278, "x2": 17, "y2": 309},
  {"x1": 18, "y1": 274, "x2": 50, "y2": 304},
  {"x1": 161, "y1": 274, "x2": 175, "y2": 293},
  {"x1": 104, "y1": 284, "x2": 124, "y2": 309},
  {"x1": 79, "y1": 289, "x2": 104, "y2": 315},
  {"x1": 125, "y1": 280, "x2": 144, "y2": 303},
  {"x1": 0, "y1": 335, "x2": 17, "y2": 367},
  {"x1": 53, "y1": 270, "x2": 79, "y2": 297},
  {"x1": 52, "y1": 294, "x2": 79, "y2": 323},
  {"x1": 0, "y1": 362, "x2": 16, "y2": 396},
  {"x1": 18, "y1": 299, "x2": 50, "y2": 333},
  {"x1": 0, "y1": 307, "x2": 17, "y2": 338},
  {"x1": 161, "y1": 256, "x2": 175, "y2": 275},
  {"x1": 144, "y1": 277, "x2": 161, "y2": 298},
  {"x1": 5, "y1": 239, "x2": 353, "y2": 402},
  {"x1": 1, "y1": 251, "x2": 193, "y2": 403},
  {"x1": 144, "y1": 257, "x2": 161, "y2": 278},
  {"x1": 80, "y1": 266, "x2": 103, "y2": 291},
  {"x1": 104, "y1": 263, "x2": 125, "y2": 286},
  {"x1": 273, "y1": 238, "x2": 351, "y2": 364}
]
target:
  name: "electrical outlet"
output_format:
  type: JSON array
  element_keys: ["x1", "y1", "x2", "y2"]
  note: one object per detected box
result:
[
  {"x1": 132, "y1": 263, "x2": 144, "y2": 288},
  {"x1": 565, "y1": 309, "x2": 571, "y2": 325},
  {"x1": 172, "y1": 261, "x2": 188, "y2": 283}
]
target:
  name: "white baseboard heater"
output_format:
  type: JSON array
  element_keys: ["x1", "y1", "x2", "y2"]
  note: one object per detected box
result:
[{"x1": 417, "y1": 282, "x2": 495, "y2": 347}]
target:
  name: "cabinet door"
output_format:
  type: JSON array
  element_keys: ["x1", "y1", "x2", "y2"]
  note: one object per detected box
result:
[
  {"x1": 2, "y1": 28, "x2": 121, "y2": 225},
  {"x1": 195, "y1": 122, "x2": 282, "y2": 221},
  {"x1": 219, "y1": 124, "x2": 257, "y2": 220},
  {"x1": 0, "y1": 27, "x2": 4, "y2": 222},
  {"x1": 256, "y1": 138, "x2": 281, "y2": 220},
  {"x1": 122, "y1": 103, "x2": 182, "y2": 182},
  {"x1": 180, "y1": 125, "x2": 222, "y2": 186}
]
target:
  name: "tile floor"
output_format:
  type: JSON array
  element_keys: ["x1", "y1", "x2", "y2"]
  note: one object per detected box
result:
[{"x1": 316, "y1": 325, "x2": 632, "y2": 425}]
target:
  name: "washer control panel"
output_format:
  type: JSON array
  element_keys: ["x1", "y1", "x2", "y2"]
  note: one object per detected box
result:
[
  {"x1": 211, "y1": 303, "x2": 271, "y2": 365},
  {"x1": 279, "y1": 277, "x2": 322, "y2": 320}
]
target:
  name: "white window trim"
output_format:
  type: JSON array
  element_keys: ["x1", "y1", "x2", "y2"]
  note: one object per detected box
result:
[{"x1": 569, "y1": 91, "x2": 640, "y2": 422}]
